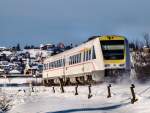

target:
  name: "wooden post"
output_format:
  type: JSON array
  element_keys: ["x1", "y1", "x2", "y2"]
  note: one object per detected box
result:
[
  {"x1": 59, "y1": 78, "x2": 64, "y2": 93},
  {"x1": 130, "y1": 84, "x2": 138, "y2": 104},
  {"x1": 52, "y1": 86, "x2": 55, "y2": 93},
  {"x1": 107, "y1": 84, "x2": 111, "y2": 98},
  {"x1": 75, "y1": 85, "x2": 78, "y2": 95},
  {"x1": 88, "y1": 84, "x2": 92, "y2": 99}
]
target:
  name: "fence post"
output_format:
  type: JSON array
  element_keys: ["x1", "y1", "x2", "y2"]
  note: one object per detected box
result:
[
  {"x1": 88, "y1": 84, "x2": 92, "y2": 99},
  {"x1": 107, "y1": 84, "x2": 111, "y2": 98},
  {"x1": 130, "y1": 84, "x2": 138, "y2": 104},
  {"x1": 52, "y1": 86, "x2": 55, "y2": 93},
  {"x1": 75, "y1": 85, "x2": 78, "y2": 95},
  {"x1": 59, "y1": 78, "x2": 64, "y2": 93}
]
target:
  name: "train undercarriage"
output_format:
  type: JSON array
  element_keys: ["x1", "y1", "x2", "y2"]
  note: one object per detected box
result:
[{"x1": 43, "y1": 69, "x2": 130, "y2": 86}]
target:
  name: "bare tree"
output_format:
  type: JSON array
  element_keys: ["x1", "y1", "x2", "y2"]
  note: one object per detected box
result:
[
  {"x1": 143, "y1": 33, "x2": 150, "y2": 48},
  {"x1": 135, "y1": 39, "x2": 140, "y2": 50}
]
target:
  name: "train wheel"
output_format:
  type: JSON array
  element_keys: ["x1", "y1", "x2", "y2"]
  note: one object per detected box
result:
[
  {"x1": 75, "y1": 77, "x2": 81, "y2": 85},
  {"x1": 48, "y1": 79, "x2": 55, "y2": 86},
  {"x1": 79, "y1": 76, "x2": 85, "y2": 85},
  {"x1": 43, "y1": 79, "x2": 49, "y2": 86},
  {"x1": 65, "y1": 77, "x2": 71, "y2": 86}
]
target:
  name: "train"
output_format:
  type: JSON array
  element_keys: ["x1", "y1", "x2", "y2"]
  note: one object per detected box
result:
[{"x1": 43, "y1": 35, "x2": 131, "y2": 85}]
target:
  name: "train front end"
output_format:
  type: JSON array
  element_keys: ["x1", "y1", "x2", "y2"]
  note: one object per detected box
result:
[{"x1": 99, "y1": 35, "x2": 131, "y2": 80}]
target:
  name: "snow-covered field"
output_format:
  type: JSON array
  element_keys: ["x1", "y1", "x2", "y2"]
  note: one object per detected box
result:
[{"x1": 1, "y1": 83, "x2": 150, "y2": 113}]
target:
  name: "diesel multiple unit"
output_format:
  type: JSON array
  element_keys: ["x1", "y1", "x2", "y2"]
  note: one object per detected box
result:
[{"x1": 43, "y1": 35, "x2": 131, "y2": 85}]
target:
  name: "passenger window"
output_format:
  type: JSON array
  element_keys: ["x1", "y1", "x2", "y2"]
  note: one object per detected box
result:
[
  {"x1": 92, "y1": 46, "x2": 96, "y2": 59},
  {"x1": 89, "y1": 49, "x2": 91, "y2": 60},
  {"x1": 47, "y1": 63, "x2": 49, "y2": 70},
  {"x1": 86, "y1": 51, "x2": 88, "y2": 61},
  {"x1": 83, "y1": 51, "x2": 85, "y2": 61},
  {"x1": 63, "y1": 58, "x2": 65, "y2": 66}
]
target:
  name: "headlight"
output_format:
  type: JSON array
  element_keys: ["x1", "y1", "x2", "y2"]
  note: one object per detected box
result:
[
  {"x1": 119, "y1": 64, "x2": 125, "y2": 67},
  {"x1": 105, "y1": 64, "x2": 110, "y2": 67}
]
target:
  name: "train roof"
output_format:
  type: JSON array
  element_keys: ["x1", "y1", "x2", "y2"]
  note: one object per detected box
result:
[{"x1": 45, "y1": 35, "x2": 127, "y2": 61}]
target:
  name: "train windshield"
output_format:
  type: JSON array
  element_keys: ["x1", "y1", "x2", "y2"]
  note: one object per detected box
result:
[{"x1": 100, "y1": 40, "x2": 125, "y2": 60}]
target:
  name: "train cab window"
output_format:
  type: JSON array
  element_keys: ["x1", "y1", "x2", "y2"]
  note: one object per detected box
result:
[
  {"x1": 92, "y1": 46, "x2": 96, "y2": 59},
  {"x1": 100, "y1": 40, "x2": 124, "y2": 60}
]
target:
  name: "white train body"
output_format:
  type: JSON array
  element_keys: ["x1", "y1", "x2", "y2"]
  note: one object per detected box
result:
[{"x1": 43, "y1": 35, "x2": 131, "y2": 84}]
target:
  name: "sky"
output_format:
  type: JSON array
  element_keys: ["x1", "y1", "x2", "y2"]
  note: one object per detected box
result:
[{"x1": 0, "y1": 0, "x2": 150, "y2": 47}]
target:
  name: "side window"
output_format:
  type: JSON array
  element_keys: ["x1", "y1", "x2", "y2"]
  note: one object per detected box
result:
[
  {"x1": 89, "y1": 49, "x2": 91, "y2": 60},
  {"x1": 79, "y1": 53, "x2": 81, "y2": 63},
  {"x1": 58, "y1": 60, "x2": 60, "y2": 67},
  {"x1": 69, "y1": 57, "x2": 71, "y2": 65},
  {"x1": 73, "y1": 56, "x2": 75, "y2": 64},
  {"x1": 47, "y1": 63, "x2": 49, "y2": 70},
  {"x1": 54, "y1": 61, "x2": 56, "y2": 68},
  {"x1": 92, "y1": 46, "x2": 96, "y2": 59},
  {"x1": 52, "y1": 62, "x2": 54, "y2": 68},
  {"x1": 44, "y1": 64, "x2": 46, "y2": 70},
  {"x1": 49, "y1": 63, "x2": 50, "y2": 69},
  {"x1": 63, "y1": 58, "x2": 65, "y2": 66},
  {"x1": 83, "y1": 51, "x2": 85, "y2": 62},
  {"x1": 60, "y1": 59, "x2": 62, "y2": 67},
  {"x1": 70, "y1": 56, "x2": 72, "y2": 65},
  {"x1": 86, "y1": 51, "x2": 88, "y2": 61}
]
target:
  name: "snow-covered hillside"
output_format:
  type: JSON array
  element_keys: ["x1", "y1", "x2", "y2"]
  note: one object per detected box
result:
[{"x1": 1, "y1": 83, "x2": 150, "y2": 113}]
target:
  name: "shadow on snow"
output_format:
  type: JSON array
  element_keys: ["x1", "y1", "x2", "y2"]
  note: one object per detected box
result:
[{"x1": 47, "y1": 102, "x2": 130, "y2": 113}]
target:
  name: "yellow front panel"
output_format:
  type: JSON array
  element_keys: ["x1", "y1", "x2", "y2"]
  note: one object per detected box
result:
[
  {"x1": 99, "y1": 35, "x2": 126, "y2": 65},
  {"x1": 99, "y1": 35, "x2": 125, "y2": 41},
  {"x1": 104, "y1": 59, "x2": 125, "y2": 64}
]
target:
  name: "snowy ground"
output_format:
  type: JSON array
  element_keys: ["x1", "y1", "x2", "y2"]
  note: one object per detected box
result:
[{"x1": 1, "y1": 83, "x2": 150, "y2": 113}]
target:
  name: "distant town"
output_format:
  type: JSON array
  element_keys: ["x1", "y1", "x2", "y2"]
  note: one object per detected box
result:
[{"x1": 0, "y1": 42, "x2": 73, "y2": 77}]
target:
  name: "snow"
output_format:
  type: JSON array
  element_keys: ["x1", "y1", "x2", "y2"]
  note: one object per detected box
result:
[
  {"x1": 0, "y1": 69, "x2": 4, "y2": 72},
  {"x1": 23, "y1": 49, "x2": 48, "y2": 58},
  {"x1": 0, "y1": 83, "x2": 150, "y2": 113},
  {"x1": 9, "y1": 70, "x2": 21, "y2": 74}
]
